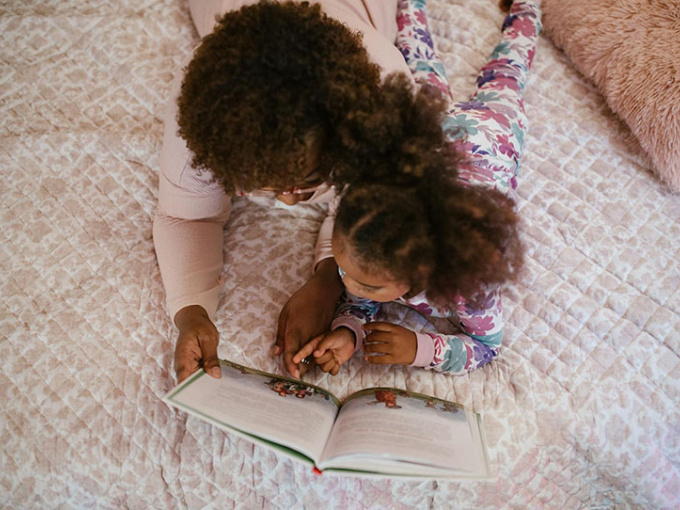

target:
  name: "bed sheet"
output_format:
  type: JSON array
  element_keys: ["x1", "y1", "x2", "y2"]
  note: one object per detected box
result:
[{"x1": 1, "y1": 0, "x2": 679, "y2": 508}]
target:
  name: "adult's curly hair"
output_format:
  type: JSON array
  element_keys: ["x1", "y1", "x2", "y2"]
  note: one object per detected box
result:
[
  {"x1": 334, "y1": 168, "x2": 524, "y2": 304},
  {"x1": 177, "y1": 0, "x2": 388, "y2": 192}
]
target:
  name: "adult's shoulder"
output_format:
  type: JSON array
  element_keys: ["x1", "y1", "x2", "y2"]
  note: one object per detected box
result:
[{"x1": 317, "y1": 0, "x2": 415, "y2": 84}]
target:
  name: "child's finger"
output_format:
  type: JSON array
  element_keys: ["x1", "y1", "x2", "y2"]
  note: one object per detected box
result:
[
  {"x1": 320, "y1": 358, "x2": 337, "y2": 373},
  {"x1": 314, "y1": 351, "x2": 334, "y2": 365},
  {"x1": 363, "y1": 341, "x2": 393, "y2": 355},
  {"x1": 315, "y1": 332, "x2": 342, "y2": 354},
  {"x1": 364, "y1": 353, "x2": 392, "y2": 364},
  {"x1": 365, "y1": 330, "x2": 392, "y2": 344},
  {"x1": 363, "y1": 322, "x2": 398, "y2": 333},
  {"x1": 292, "y1": 334, "x2": 322, "y2": 364}
]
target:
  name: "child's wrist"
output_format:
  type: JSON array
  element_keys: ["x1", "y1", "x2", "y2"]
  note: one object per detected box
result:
[
  {"x1": 410, "y1": 332, "x2": 436, "y2": 367},
  {"x1": 330, "y1": 317, "x2": 364, "y2": 351},
  {"x1": 334, "y1": 326, "x2": 356, "y2": 347},
  {"x1": 407, "y1": 330, "x2": 418, "y2": 365}
]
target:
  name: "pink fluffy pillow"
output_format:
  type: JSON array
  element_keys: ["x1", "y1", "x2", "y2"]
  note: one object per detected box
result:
[{"x1": 542, "y1": 0, "x2": 680, "y2": 192}]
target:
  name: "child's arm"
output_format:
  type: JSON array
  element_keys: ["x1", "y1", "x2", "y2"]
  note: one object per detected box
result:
[
  {"x1": 331, "y1": 291, "x2": 382, "y2": 351},
  {"x1": 361, "y1": 285, "x2": 503, "y2": 374},
  {"x1": 333, "y1": 295, "x2": 423, "y2": 367},
  {"x1": 410, "y1": 285, "x2": 503, "y2": 374}
]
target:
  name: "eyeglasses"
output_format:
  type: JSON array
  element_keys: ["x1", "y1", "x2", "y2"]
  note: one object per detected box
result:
[
  {"x1": 235, "y1": 169, "x2": 330, "y2": 198},
  {"x1": 235, "y1": 183, "x2": 326, "y2": 198}
]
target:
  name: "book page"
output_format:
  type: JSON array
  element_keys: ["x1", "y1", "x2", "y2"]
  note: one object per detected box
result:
[
  {"x1": 319, "y1": 389, "x2": 489, "y2": 477},
  {"x1": 164, "y1": 361, "x2": 340, "y2": 463}
]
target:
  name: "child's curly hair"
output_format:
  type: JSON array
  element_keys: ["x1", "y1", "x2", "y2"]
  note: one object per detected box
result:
[
  {"x1": 177, "y1": 0, "x2": 390, "y2": 192},
  {"x1": 335, "y1": 163, "x2": 524, "y2": 304}
]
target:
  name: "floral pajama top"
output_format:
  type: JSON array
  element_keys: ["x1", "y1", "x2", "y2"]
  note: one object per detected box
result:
[{"x1": 331, "y1": 0, "x2": 542, "y2": 374}]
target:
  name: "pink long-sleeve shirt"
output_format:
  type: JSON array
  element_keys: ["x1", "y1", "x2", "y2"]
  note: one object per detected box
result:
[{"x1": 153, "y1": 0, "x2": 414, "y2": 321}]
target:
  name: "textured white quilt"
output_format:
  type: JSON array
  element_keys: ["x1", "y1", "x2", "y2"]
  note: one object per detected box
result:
[{"x1": 2, "y1": 0, "x2": 679, "y2": 508}]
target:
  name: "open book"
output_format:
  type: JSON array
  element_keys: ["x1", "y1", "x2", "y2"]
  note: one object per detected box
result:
[{"x1": 163, "y1": 359, "x2": 491, "y2": 478}]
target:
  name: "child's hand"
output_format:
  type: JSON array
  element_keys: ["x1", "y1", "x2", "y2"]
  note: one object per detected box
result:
[
  {"x1": 293, "y1": 328, "x2": 355, "y2": 376},
  {"x1": 363, "y1": 322, "x2": 417, "y2": 365}
]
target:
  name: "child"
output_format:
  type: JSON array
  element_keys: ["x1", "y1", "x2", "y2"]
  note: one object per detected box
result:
[{"x1": 293, "y1": 0, "x2": 542, "y2": 376}]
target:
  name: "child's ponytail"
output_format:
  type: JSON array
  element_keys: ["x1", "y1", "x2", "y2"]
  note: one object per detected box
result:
[{"x1": 416, "y1": 171, "x2": 524, "y2": 302}]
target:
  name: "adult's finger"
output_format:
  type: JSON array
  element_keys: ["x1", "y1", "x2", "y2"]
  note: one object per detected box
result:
[
  {"x1": 274, "y1": 308, "x2": 288, "y2": 356},
  {"x1": 175, "y1": 360, "x2": 198, "y2": 384},
  {"x1": 200, "y1": 334, "x2": 221, "y2": 379},
  {"x1": 175, "y1": 329, "x2": 213, "y2": 383},
  {"x1": 284, "y1": 330, "x2": 304, "y2": 378},
  {"x1": 175, "y1": 339, "x2": 202, "y2": 383}
]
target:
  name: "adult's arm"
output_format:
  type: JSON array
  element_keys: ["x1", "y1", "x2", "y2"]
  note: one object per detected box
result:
[{"x1": 153, "y1": 73, "x2": 232, "y2": 382}]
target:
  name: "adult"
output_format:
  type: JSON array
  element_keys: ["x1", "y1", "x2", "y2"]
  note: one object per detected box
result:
[{"x1": 154, "y1": 0, "x2": 424, "y2": 382}]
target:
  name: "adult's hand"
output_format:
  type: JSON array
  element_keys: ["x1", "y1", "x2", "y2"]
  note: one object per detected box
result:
[
  {"x1": 275, "y1": 258, "x2": 344, "y2": 378},
  {"x1": 174, "y1": 305, "x2": 221, "y2": 383}
]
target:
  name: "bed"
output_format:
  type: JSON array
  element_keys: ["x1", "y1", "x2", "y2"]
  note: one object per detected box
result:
[{"x1": 2, "y1": 0, "x2": 679, "y2": 507}]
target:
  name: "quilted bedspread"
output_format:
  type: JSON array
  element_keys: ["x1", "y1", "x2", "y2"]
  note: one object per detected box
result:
[{"x1": 2, "y1": 0, "x2": 679, "y2": 508}]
